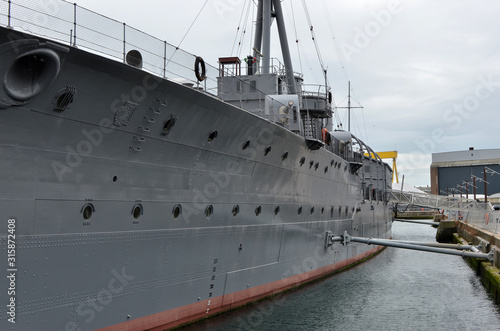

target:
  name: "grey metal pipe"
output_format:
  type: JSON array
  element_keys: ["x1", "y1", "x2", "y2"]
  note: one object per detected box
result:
[
  {"x1": 348, "y1": 235, "x2": 493, "y2": 261},
  {"x1": 272, "y1": 0, "x2": 296, "y2": 94},
  {"x1": 388, "y1": 239, "x2": 474, "y2": 251},
  {"x1": 252, "y1": 0, "x2": 263, "y2": 61},
  {"x1": 261, "y1": 0, "x2": 271, "y2": 74}
]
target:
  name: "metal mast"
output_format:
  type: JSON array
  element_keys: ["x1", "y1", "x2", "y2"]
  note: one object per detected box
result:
[{"x1": 252, "y1": 0, "x2": 297, "y2": 94}]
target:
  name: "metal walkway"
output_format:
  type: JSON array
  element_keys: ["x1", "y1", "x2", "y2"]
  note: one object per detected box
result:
[{"x1": 389, "y1": 189, "x2": 493, "y2": 212}]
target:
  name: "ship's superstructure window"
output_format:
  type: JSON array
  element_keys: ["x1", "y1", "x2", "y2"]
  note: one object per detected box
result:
[
  {"x1": 330, "y1": 206, "x2": 334, "y2": 217},
  {"x1": 299, "y1": 156, "x2": 305, "y2": 166},
  {"x1": 274, "y1": 206, "x2": 280, "y2": 215},
  {"x1": 242, "y1": 140, "x2": 250, "y2": 150},
  {"x1": 321, "y1": 207, "x2": 325, "y2": 215},
  {"x1": 298, "y1": 206, "x2": 303, "y2": 215},
  {"x1": 264, "y1": 146, "x2": 272, "y2": 156},
  {"x1": 309, "y1": 161, "x2": 314, "y2": 169},
  {"x1": 310, "y1": 207, "x2": 314, "y2": 215},
  {"x1": 282, "y1": 151, "x2": 289, "y2": 161}
]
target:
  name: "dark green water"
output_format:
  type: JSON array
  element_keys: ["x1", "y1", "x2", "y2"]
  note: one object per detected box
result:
[{"x1": 180, "y1": 222, "x2": 500, "y2": 330}]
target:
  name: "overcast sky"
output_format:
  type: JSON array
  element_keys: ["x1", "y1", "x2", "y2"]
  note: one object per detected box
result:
[{"x1": 74, "y1": 0, "x2": 500, "y2": 187}]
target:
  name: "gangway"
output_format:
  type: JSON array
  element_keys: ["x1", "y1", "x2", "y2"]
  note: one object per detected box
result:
[{"x1": 389, "y1": 189, "x2": 493, "y2": 213}]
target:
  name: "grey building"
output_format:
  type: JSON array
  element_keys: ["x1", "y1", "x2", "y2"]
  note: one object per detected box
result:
[{"x1": 430, "y1": 148, "x2": 500, "y2": 198}]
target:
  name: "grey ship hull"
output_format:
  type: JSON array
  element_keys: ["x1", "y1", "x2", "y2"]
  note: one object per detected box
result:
[{"x1": 0, "y1": 23, "x2": 392, "y2": 331}]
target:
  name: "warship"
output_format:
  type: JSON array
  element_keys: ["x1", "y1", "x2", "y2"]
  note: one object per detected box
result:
[{"x1": 0, "y1": 0, "x2": 393, "y2": 330}]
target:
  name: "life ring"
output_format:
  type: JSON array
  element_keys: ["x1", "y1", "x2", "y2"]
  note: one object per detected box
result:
[{"x1": 194, "y1": 56, "x2": 206, "y2": 82}]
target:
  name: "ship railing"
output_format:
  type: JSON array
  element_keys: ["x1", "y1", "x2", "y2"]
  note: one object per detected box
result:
[
  {"x1": 1, "y1": 1, "x2": 310, "y2": 130},
  {"x1": 0, "y1": 0, "x2": 222, "y2": 94},
  {"x1": 390, "y1": 189, "x2": 500, "y2": 233}
]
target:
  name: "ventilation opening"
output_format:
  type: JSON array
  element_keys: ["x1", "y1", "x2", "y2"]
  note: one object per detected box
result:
[
  {"x1": 126, "y1": 49, "x2": 143, "y2": 68},
  {"x1": 162, "y1": 115, "x2": 177, "y2": 136},
  {"x1": 53, "y1": 86, "x2": 76, "y2": 112}
]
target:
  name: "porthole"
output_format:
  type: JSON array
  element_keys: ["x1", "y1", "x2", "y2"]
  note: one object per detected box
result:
[
  {"x1": 314, "y1": 162, "x2": 319, "y2": 171},
  {"x1": 242, "y1": 140, "x2": 250, "y2": 150},
  {"x1": 173, "y1": 204, "x2": 182, "y2": 219},
  {"x1": 324, "y1": 166, "x2": 328, "y2": 174},
  {"x1": 205, "y1": 205, "x2": 213, "y2": 219},
  {"x1": 309, "y1": 161, "x2": 314, "y2": 169},
  {"x1": 264, "y1": 146, "x2": 272, "y2": 156},
  {"x1": 112, "y1": 176, "x2": 117, "y2": 182},
  {"x1": 232, "y1": 205, "x2": 240, "y2": 217},
  {"x1": 132, "y1": 203, "x2": 143, "y2": 219},
  {"x1": 208, "y1": 130, "x2": 218, "y2": 142},
  {"x1": 274, "y1": 206, "x2": 280, "y2": 215},
  {"x1": 321, "y1": 207, "x2": 325, "y2": 215},
  {"x1": 81, "y1": 203, "x2": 94, "y2": 220},
  {"x1": 298, "y1": 206, "x2": 303, "y2": 215},
  {"x1": 255, "y1": 206, "x2": 262, "y2": 216},
  {"x1": 282, "y1": 151, "x2": 289, "y2": 161},
  {"x1": 299, "y1": 157, "x2": 305, "y2": 166},
  {"x1": 310, "y1": 206, "x2": 315, "y2": 215}
]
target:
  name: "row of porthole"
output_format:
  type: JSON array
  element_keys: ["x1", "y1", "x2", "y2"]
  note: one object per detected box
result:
[
  {"x1": 81, "y1": 203, "x2": 353, "y2": 221},
  {"x1": 164, "y1": 122, "x2": 345, "y2": 174}
]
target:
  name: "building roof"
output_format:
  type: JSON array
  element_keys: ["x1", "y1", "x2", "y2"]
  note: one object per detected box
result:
[{"x1": 431, "y1": 148, "x2": 500, "y2": 166}]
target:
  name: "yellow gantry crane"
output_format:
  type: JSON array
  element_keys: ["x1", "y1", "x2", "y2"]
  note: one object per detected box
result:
[{"x1": 364, "y1": 151, "x2": 399, "y2": 183}]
